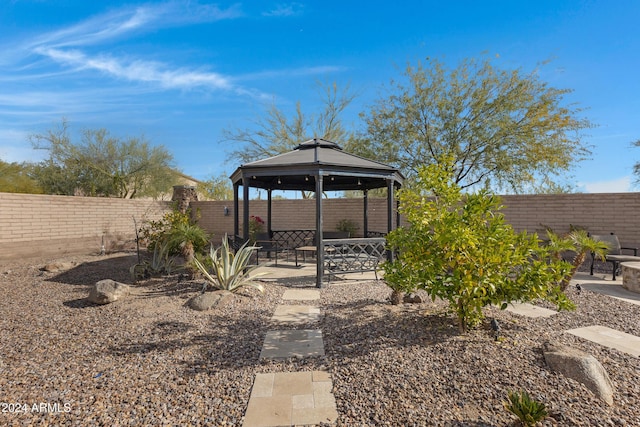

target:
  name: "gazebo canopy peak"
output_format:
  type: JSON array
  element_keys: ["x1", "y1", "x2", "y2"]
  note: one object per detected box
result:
[{"x1": 230, "y1": 138, "x2": 404, "y2": 191}]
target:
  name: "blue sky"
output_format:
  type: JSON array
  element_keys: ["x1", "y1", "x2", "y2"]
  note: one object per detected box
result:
[{"x1": 1, "y1": 0, "x2": 639, "y2": 193}]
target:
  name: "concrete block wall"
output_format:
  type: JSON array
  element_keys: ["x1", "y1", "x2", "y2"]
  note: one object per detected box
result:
[
  {"x1": 193, "y1": 194, "x2": 640, "y2": 249},
  {"x1": 190, "y1": 198, "x2": 394, "y2": 241},
  {"x1": 2, "y1": 191, "x2": 639, "y2": 261},
  {"x1": 500, "y1": 193, "x2": 640, "y2": 248},
  {"x1": 0, "y1": 192, "x2": 170, "y2": 261}
]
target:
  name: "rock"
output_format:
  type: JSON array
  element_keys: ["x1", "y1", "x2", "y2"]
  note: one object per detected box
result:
[
  {"x1": 403, "y1": 293, "x2": 423, "y2": 304},
  {"x1": 88, "y1": 279, "x2": 131, "y2": 305},
  {"x1": 542, "y1": 341, "x2": 615, "y2": 405},
  {"x1": 188, "y1": 290, "x2": 233, "y2": 311},
  {"x1": 41, "y1": 262, "x2": 75, "y2": 272}
]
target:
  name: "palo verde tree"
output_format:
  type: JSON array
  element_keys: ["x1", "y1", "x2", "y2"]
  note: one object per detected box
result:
[
  {"x1": 223, "y1": 82, "x2": 356, "y2": 165},
  {"x1": 383, "y1": 158, "x2": 574, "y2": 332},
  {"x1": 198, "y1": 173, "x2": 234, "y2": 200},
  {"x1": 349, "y1": 55, "x2": 593, "y2": 193},
  {"x1": 30, "y1": 120, "x2": 177, "y2": 198},
  {"x1": 0, "y1": 160, "x2": 43, "y2": 194}
]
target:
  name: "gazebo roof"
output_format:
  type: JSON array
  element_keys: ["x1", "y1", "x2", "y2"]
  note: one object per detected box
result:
[{"x1": 229, "y1": 138, "x2": 404, "y2": 191}]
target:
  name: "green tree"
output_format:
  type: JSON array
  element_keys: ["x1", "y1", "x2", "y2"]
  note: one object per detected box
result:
[
  {"x1": 30, "y1": 120, "x2": 177, "y2": 198},
  {"x1": 632, "y1": 139, "x2": 640, "y2": 184},
  {"x1": 223, "y1": 82, "x2": 356, "y2": 165},
  {"x1": 383, "y1": 158, "x2": 574, "y2": 332},
  {"x1": 0, "y1": 160, "x2": 43, "y2": 194},
  {"x1": 349, "y1": 56, "x2": 593, "y2": 193},
  {"x1": 199, "y1": 173, "x2": 233, "y2": 200}
]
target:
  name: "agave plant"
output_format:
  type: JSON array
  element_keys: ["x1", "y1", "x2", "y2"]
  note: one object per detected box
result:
[
  {"x1": 193, "y1": 236, "x2": 266, "y2": 293},
  {"x1": 504, "y1": 390, "x2": 548, "y2": 427},
  {"x1": 546, "y1": 229, "x2": 609, "y2": 291}
]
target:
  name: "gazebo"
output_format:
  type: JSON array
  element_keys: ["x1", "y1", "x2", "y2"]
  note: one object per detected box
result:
[{"x1": 229, "y1": 138, "x2": 404, "y2": 287}]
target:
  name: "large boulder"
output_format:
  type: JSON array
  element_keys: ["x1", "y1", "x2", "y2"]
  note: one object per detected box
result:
[
  {"x1": 542, "y1": 341, "x2": 615, "y2": 405},
  {"x1": 188, "y1": 290, "x2": 233, "y2": 311},
  {"x1": 88, "y1": 279, "x2": 131, "y2": 305}
]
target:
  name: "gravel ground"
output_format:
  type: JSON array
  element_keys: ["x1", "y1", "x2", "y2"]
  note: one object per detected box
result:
[{"x1": 1, "y1": 252, "x2": 639, "y2": 426}]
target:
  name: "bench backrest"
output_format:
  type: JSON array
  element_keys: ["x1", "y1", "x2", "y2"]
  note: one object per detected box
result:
[{"x1": 591, "y1": 234, "x2": 621, "y2": 255}]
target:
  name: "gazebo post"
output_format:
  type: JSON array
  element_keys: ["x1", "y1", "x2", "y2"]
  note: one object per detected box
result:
[
  {"x1": 242, "y1": 175, "x2": 250, "y2": 242},
  {"x1": 386, "y1": 178, "x2": 394, "y2": 262},
  {"x1": 267, "y1": 189, "x2": 273, "y2": 237},
  {"x1": 316, "y1": 173, "x2": 325, "y2": 288},
  {"x1": 363, "y1": 189, "x2": 369, "y2": 238},
  {"x1": 233, "y1": 182, "x2": 240, "y2": 238}
]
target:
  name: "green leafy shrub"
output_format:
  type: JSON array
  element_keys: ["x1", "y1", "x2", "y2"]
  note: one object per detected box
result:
[
  {"x1": 140, "y1": 208, "x2": 191, "y2": 252},
  {"x1": 140, "y1": 206, "x2": 209, "y2": 260},
  {"x1": 383, "y1": 158, "x2": 574, "y2": 331},
  {"x1": 193, "y1": 236, "x2": 266, "y2": 293},
  {"x1": 504, "y1": 390, "x2": 548, "y2": 426}
]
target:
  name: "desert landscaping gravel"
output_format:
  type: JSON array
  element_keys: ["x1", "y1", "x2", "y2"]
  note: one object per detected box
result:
[{"x1": 1, "y1": 252, "x2": 639, "y2": 426}]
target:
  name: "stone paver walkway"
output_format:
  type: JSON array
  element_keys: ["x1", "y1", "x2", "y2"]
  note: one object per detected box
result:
[
  {"x1": 260, "y1": 329, "x2": 325, "y2": 359},
  {"x1": 504, "y1": 300, "x2": 640, "y2": 358},
  {"x1": 566, "y1": 325, "x2": 640, "y2": 357},
  {"x1": 282, "y1": 289, "x2": 320, "y2": 301},
  {"x1": 271, "y1": 305, "x2": 321, "y2": 323},
  {"x1": 505, "y1": 302, "x2": 558, "y2": 318},
  {"x1": 242, "y1": 371, "x2": 338, "y2": 427},
  {"x1": 244, "y1": 286, "x2": 338, "y2": 426}
]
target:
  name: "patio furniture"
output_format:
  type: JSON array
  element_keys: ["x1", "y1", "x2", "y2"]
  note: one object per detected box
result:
[
  {"x1": 254, "y1": 232, "x2": 282, "y2": 266},
  {"x1": 323, "y1": 237, "x2": 386, "y2": 282},
  {"x1": 590, "y1": 233, "x2": 640, "y2": 280}
]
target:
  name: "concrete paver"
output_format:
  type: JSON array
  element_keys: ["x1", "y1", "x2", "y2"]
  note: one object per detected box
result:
[
  {"x1": 260, "y1": 329, "x2": 325, "y2": 359},
  {"x1": 281, "y1": 289, "x2": 320, "y2": 301},
  {"x1": 570, "y1": 272, "x2": 640, "y2": 306},
  {"x1": 243, "y1": 372, "x2": 338, "y2": 427},
  {"x1": 505, "y1": 302, "x2": 558, "y2": 318},
  {"x1": 566, "y1": 325, "x2": 640, "y2": 357},
  {"x1": 271, "y1": 305, "x2": 321, "y2": 324}
]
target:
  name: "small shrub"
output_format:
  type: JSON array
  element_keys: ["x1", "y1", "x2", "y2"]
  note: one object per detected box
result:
[
  {"x1": 336, "y1": 219, "x2": 359, "y2": 237},
  {"x1": 504, "y1": 390, "x2": 548, "y2": 426},
  {"x1": 140, "y1": 208, "x2": 191, "y2": 252},
  {"x1": 139, "y1": 206, "x2": 210, "y2": 262},
  {"x1": 383, "y1": 158, "x2": 574, "y2": 331},
  {"x1": 248, "y1": 215, "x2": 265, "y2": 242}
]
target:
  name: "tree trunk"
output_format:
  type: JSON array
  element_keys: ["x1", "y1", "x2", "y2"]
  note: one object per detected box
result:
[{"x1": 560, "y1": 251, "x2": 586, "y2": 291}]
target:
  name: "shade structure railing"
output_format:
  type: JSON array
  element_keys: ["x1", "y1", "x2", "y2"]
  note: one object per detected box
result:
[{"x1": 322, "y1": 237, "x2": 386, "y2": 282}]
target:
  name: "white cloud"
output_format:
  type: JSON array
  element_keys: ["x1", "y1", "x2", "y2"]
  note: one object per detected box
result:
[
  {"x1": 580, "y1": 176, "x2": 633, "y2": 193},
  {"x1": 37, "y1": 48, "x2": 233, "y2": 91},
  {"x1": 5, "y1": 1, "x2": 256, "y2": 96},
  {"x1": 28, "y1": 1, "x2": 243, "y2": 50},
  {"x1": 262, "y1": 3, "x2": 304, "y2": 17}
]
